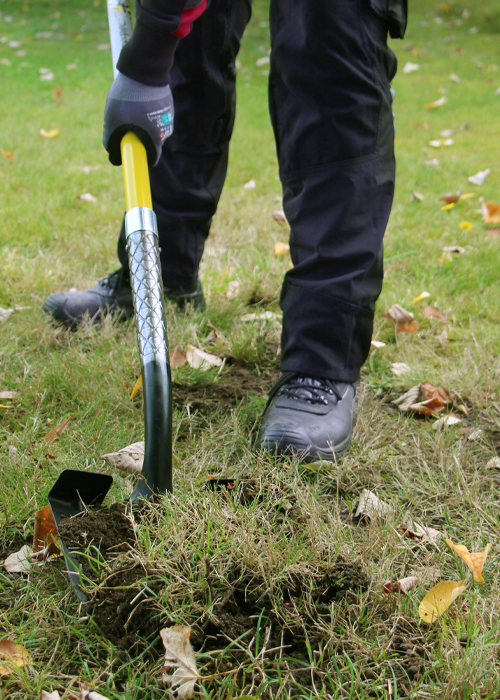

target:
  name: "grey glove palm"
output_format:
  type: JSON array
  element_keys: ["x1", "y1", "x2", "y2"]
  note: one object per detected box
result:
[{"x1": 103, "y1": 71, "x2": 174, "y2": 167}]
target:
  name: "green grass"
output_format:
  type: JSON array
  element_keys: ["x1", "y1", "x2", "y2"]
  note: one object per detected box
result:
[{"x1": 1, "y1": 0, "x2": 500, "y2": 698}]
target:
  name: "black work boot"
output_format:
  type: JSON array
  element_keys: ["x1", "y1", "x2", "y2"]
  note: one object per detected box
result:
[
  {"x1": 256, "y1": 373, "x2": 357, "y2": 462},
  {"x1": 43, "y1": 269, "x2": 205, "y2": 327}
]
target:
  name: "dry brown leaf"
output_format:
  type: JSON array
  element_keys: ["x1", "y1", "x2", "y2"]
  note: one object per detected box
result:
[
  {"x1": 445, "y1": 540, "x2": 492, "y2": 583},
  {"x1": 408, "y1": 398, "x2": 447, "y2": 416},
  {"x1": 274, "y1": 241, "x2": 290, "y2": 256},
  {"x1": 170, "y1": 347, "x2": 187, "y2": 368},
  {"x1": 419, "y1": 580, "x2": 466, "y2": 623},
  {"x1": 101, "y1": 441, "x2": 144, "y2": 475},
  {"x1": 354, "y1": 489, "x2": 393, "y2": 519},
  {"x1": 43, "y1": 416, "x2": 71, "y2": 444},
  {"x1": 382, "y1": 576, "x2": 418, "y2": 595},
  {"x1": 78, "y1": 192, "x2": 97, "y2": 202},
  {"x1": 412, "y1": 566, "x2": 441, "y2": 585},
  {"x1": 270, "y1": 210, "x2": 288, "y2": 226},
  {"x1": 79, "y1": 682, "x2": 112, "y2": 699},
  {"x1": 186, "y1": 345, "x2": 223, "y2": 370},
  {"x1": 384, "y1": 304, "x2": 415, "y2": 324},
  {"x1": 40, "y1": 128, "x2": 59, "y2": 138},
  {"x1": 3, "y1": 545, "x2": 33, "y2": 573},
  {"x1": 41, "y1": 691, "x2": 61, "y2": 700},
  {"x1": 161, "y1": 625, "x2": 200, "y2": 699},
  {"x1": 423, "y1": 305, "x2": 446, "y2": 322},
  {"x1": 421, "y1": 382, "x2": 451, "y2": 404},
  {"x1": 391, "y1": 362, "x2": 411, "y2": 376},
  {"x1": 0, "y1": 640, "x2": 32, "y2": 676},
  {"x1": 439, "y1": 193, "x2": 460, "y2": 204},
  {"x1": 432, "y1": 415, "x2": 462, "y2": 430},
  {"x1": 482, "y1": 202, "x2": 500, "y2": 223},
  {"x1": 33, "y1": 505, "x2": 60, "y2": 555},
  {"x1": 53, "y1": 85, "x2": 63, "y2": 100},
  {"x1": 399, "y1": 521, "x2": 442, "y2": 545},
  {"x1": 425, "y1": 96, "x2": 447, "y2": 109},
  {"x1": 393, "y1": 385, "x2": 420, "y2": 412},
  {"x1": 1, "y1": 150, "x2": 14, "y2": 160}
]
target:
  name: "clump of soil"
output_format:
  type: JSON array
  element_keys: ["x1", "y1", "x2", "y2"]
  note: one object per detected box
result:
[
  {"x1": 173, "y1": 358, "x2": 278, "y2": 411},
  {"x1": 57, "y1": 503, "x2": 164, "y2": 649}
]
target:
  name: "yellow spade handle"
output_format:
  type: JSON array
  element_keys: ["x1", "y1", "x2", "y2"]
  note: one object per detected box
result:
[{"x1": 120, "y1": 132, "x2": 152, "y2": 211}]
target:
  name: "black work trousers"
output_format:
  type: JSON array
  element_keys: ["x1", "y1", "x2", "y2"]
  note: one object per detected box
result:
[{"x1": 118, "y1": 0, "x2": 401, "y2": 383}]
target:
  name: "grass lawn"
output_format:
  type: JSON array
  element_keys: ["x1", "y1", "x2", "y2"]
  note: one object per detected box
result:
[{"x1": 1, "y1": 0, "x2": 500, "y2": 698}]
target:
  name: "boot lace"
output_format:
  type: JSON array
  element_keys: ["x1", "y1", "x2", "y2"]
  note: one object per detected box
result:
[{"x1": 262, "y1": 372, "x2": 343, "y2": 415}]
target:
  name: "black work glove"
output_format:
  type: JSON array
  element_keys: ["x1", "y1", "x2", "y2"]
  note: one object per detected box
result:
[{"x1": 103, "y1": 71, "x2": 174, "y2": 167}]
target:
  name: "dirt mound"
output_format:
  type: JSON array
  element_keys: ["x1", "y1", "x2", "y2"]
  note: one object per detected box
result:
[{"x1": 173, "y1": 359, "x2": 278, "y2": 410}]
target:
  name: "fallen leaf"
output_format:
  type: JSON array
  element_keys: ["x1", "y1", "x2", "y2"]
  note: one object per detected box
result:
[
  {"x1": 370, "y1": 340, "x2": 386, "y2": 348},
  {"x1": 270, "y1": 210, "x2": 288, "y2": 226},
  {"x1": 354, "y1": 489, "x2": 393, "y2": 520},
  {"x1": 243, "y1": 179, "x2": 256, "y2": 189},
  {"x1": 399, "y1": 516, "x2": 442, "y2": 545},
  {"x1": 411, "y1": 190, "x2": 424, "y2": 201},
  {"x1": 78, "y1": 192, "x2": 97, "y2": 202},
  {"x1": 459, "y1": 220, "x2": 473, "y2": 231},
  {"x1": 403, "y1": 61, "x2": 420, "y2": 74},
  {"x1": 1, "y1": 149, "x2": 14, "y2": 160},
  {"x1": 459, "y1": 193, "x2": 474, "y2": 200},
  {"x1": 80, "y1": 681, "x2": 112, "y2": 699},
  {"x1": 456, "y1": 404, "x2": 469, "y2": 415},
  {"x1": 53, "y1": 85, "x2": 63, "y2": 100},
  {"x1": 130, "y1": 376, "x2": 142, "y2": 399},
  {"x1": 101, "y1": 441, "x2": 144, "y2": 475},
  {"x1": 439, "y1": 193, "x2": 460, "y2": 204},
  {"x1": 170, "y1": 347, "x2": 187, "y2": 368},
  {"x1": 241, "y1": 311, "x2": 279, "y2": 322},
  {"x1": 3, "y1": 545, "x2": 33, "y2": 573},
  {"x1": 393, "y1": 385, "x2": 420, "y2": 412},
  {"x1": 256, "y1": 55, "x2": 270, "y2": 66},
  {"x1": 384, "y1": 304, "x2": 414, "y2": 322},
  {"x1": 486, "y1": 457, "x2": 500, "y2": 469},
  {"x1": 482, "y1": 202, "x2": 500, "y2": 223},
  {"x1": 391, "y1": 362, "x2": 411, "y2": 376},
  {"x1": 41, "y1": 692, "x2": 61, "y2": 700},
  {"x1": 40, "y1": 128, "x2": 59, "y2": 138},
  {"x1": 423, "y1": 305, "x2": 446, "y2": 322},
  {"x1": 450, "y1": 73, "x2": 461, "y2": 83},
  {"x1": 468, "y1": 168, "x2": 490, "y2": 185},
  {"x1": 467, "y1": 428, "x2": 483, "y2": 441},
  {"x1": 442, "y1": 245, "x2": 465, "y2": 254},
  {"x1": 410, "y1": 291, "x2": 430, "y2": 305},
  {"x1": 445, "y1": 540, "x2": 492, "y2": 583},
  {"x1": 383, "y1": 576, "x2": 418, "y2": 595},
  {"x1": 42, "y1": 416, "x2": 71, "y2": 444},
  {"x1": 186, "y1": 345, "x2": 223, "y2": 370},
  {"x1": 441, "y1": 202, "x2": 455, "y2": 210},
  {"x1": 409, "y1": 398, "x2": 447, "y2": 416},
  {"x1": 204, "y1": 329, "x2": 219, "y2": 344},
  {"x1": 430, "y1": 139, "x2": 453, "y2": 147},
  {"x1": 0, "y1": 391, "x2": 19, "y2": 400},
  {"x1": 161, "y1": 625, "x2": 200, "y2": 699},
  {"x1": 33, "y1": 505, "x2": 60, "y2": 555},
  {"x1": 432, "y1": 415, "x2": 462, "y2": 429},
  {"x1": 412, "y1": 566, "x2": 441, "y2": 585},
  {"x1": 275, "y1": 241, "x2": 290, "y2": 256},
  {"x1": 425, "y1": 96, "x2": 447, "y2": 109},
  {"x1": 419, "y1": 580, "x2": 466, "y2": 623},
  {"x1": 0, "y1": 640, "x2": 33, "y2": 677},
  {"x1": 421, "y1": 382, "x2": 451, "y2": 404}
]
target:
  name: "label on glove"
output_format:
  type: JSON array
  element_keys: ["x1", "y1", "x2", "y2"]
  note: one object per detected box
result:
[{"x1": 147, "y1": 108, "x2": 173, "y2": 142}]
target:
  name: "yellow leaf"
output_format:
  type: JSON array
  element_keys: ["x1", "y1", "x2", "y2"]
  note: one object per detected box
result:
[
  {"x1": 458, "y1": 193, "x2": 474, "y2": 200},
  {"x1": 1, "y1": 150, "x2": 14, "y2": 160},
  {"x1": 274, "y1": 241, "x2": 290, "y2": 256},
  {"x1": 460, "y1": 221, "x2": 473, "y2": 231},
  {"x1": 439, "y1": 251, "x2": 453, "y2": 264},
  {"x1": 441, "y1": 203, "x2": 455, "y2": 211},
  {"x1": 40, "y1": 129, "x2": 60, "y2": 139},
  {"x1": 0, "y1": 640, "x2": 33, "y2": 677},
  {"x1": 410, "y1": 291, "x2": 431, "y2": 305},
  {"x1": 425, "y1": 96, "x2": 447, "y2": 109},
  {"x1": 445, "y1": 540, "x2": 492, "y2": 583},
  {"x1": 42, "y1": 416, "x2": 71, "y2": 444},
  {"x1": 419, "y1": 580, "x2": 467, "y2": 623},
  {"x1": 130, "y1": 375, "x2": 142, "y2": 400}
]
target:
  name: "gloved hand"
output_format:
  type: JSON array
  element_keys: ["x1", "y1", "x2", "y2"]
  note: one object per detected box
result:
[{"x1": 103, "y1": 71, "x2": 174, "y2": 167}]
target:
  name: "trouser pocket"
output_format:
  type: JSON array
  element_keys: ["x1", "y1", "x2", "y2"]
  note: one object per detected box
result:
[{"x1": 366, "y1": 0, "x2": 408, "y2": 38}]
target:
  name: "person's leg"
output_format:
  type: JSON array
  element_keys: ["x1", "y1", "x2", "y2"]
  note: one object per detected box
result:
[
  {"x1": 43, "y1": 0, "x2": 252, "y2": 325},
  {"x1": 258, "y1": 0, "x2": 405, "y2": 460},
  {"x1": 117, "y1": 0, "x2": 253, "y2": 290}
]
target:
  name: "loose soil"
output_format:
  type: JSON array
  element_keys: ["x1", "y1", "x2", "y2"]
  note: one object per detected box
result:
[{"x1": 172, "y1": 358, "x2": 279, "y2": 411}]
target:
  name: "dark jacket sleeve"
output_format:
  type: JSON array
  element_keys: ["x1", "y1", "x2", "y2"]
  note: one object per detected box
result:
[{"x1": 117, "y1": 0, "x2": 208, "y2": 86}]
